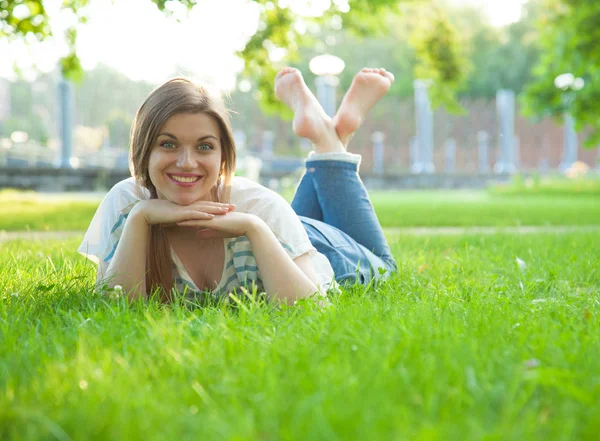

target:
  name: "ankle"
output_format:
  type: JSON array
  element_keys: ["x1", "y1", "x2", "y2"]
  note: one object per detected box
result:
[{"x1": 313, "y1": 142, "x2": 345, "y2": 154}]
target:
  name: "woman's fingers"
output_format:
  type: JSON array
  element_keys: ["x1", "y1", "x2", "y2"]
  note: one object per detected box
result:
[
  {"x1": 176, "y1": 202, "x2": 236, "y2": 221},
  {"x1": 198, "y1": 206, "x2": 229, "y2": 215},
  {"x1": 177, "y1": 204, "x2": 231, "y2": 220},
  {"x1": 192, "y1": 202, "x2": 235, "y2": 211},
  {"x1": 179, "y1": 212, "x2": 215, "y2": 222}
]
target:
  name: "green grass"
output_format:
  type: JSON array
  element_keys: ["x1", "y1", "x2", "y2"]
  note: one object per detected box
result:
[
  {"x1": 371, "y1": 190, "x2": 600, "y2": 228},
  {"x1": 1, "y1": 189, "x2": 599, "y2": 231},
  {"x1": 490, "y1": 175, "x2": 600, "y2": 197},
  {"x1": 0, "y1": 190, "x2": 99, "y2": 232},
  {"x1": 1, "y1": 233, "x2": 599, "y2": 440}
]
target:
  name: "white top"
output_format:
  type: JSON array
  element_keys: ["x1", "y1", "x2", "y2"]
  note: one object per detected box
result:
[{"x1": 78, "y1": 176, "x2": 336, "y2": 298}]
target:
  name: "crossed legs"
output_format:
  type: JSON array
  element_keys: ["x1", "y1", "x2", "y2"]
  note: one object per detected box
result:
[{"x1": 274, "y1": 67, "x2": 395, "y2": 261}]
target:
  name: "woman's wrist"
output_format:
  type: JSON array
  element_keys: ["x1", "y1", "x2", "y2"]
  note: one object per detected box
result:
[
  {"x1": 243, "y1": 214, "x2": 268, "y2": 238},
  {"x1": 128, "y1": 202, "x2": 152, "y2": 228}
]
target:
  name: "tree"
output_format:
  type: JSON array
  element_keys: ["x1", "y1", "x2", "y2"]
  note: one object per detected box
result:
[
  {"x1": 522, "y1": 0, "x2": 600, "y2": 146},
  {"x1": 2, "y1": 0, "x2": 467, "y2": 114},
  {"x1": 440, "y1": 1, "x2": 541, "y2": 99},
  {"x1": 106, "y1": 108, "x2": 133, "y2": 149}
]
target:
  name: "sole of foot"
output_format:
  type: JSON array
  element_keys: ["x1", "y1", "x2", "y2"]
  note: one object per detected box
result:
[
  {"x1": 334, "y1": 68, "x2": 395, "y2": 147},
  {"x1": 274, "y1": 67, "x2": 343, "y2": 152}
]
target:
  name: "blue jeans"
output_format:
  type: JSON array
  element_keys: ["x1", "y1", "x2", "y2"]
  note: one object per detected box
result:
[{"x1": 291, "y1": 159, "x2": 397, "y2": 285}]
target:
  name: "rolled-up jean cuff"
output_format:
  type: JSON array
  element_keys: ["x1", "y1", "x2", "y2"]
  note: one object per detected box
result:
[
  {"x1": 306, "y1": 151, "x2": 362, "y2": 166},
  {"x1": 305, "y1": 159, "x2": 360, "y2": 173}
]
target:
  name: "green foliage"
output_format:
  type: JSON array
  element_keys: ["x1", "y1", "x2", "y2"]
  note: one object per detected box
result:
[
  {"x1": 0, "y1": 0, "x2": 50, "y2": 40},
  {"x1": 106, "y1": 109, "x2": 133, "y2": 149},
  {"x1": 522, "y1": 0, "x2": 600, "y2": 146},
  {"x1": 1, "y1": 0, "x2": 468, "y2": 115},
  {"x1": 277, "y1": 2, "x2": 539, "y2": 106},
  {"x1": 5, "y1": 80, "x2": 32, "y2": 117},
  {"x1": 0, "y1": 65, "x2": 153, "y2": 144},
  {"x1": 411, "y1": 6, "x2": 469, "y2": 111},
  {"x1": 237, "y1": 0, "x2": 471, "y2": 115},
  {"x1": 446, "y1": 2, "x2": 541, "y2": 99},
  {"x1": 236, "y1": 3, "x2": 298, "y2": 118},
  {"x1": 73, "y1": 64, "x2": 154, "y2": 128},
  {"x1": 0, "y1": 115, "x2": 48, "y2": 142}
]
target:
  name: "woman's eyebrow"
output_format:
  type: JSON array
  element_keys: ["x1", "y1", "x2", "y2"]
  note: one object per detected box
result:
[
  {"x1": 198, "y1": 135, "x2": 219, "y2": 142},
  {"x1": 157, "y1": 133, "x2": 218, "y2": 142},
  {"x1": 157, "y1": 132, "x2": 178, "y2": 140}
]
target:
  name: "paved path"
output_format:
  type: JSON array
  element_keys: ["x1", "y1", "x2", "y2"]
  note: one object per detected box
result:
[
  {"x1": 384, "y1": 225, "x2": 600, "y2": 236},
  {"x1": 2, "y1": 225, "x2": 600, "y2": 243},
  {"x1": 0, "y1": 231, "x2": 84, "y2": 243}
]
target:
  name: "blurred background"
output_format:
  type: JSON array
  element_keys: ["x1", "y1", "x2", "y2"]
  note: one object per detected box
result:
[{"x1": 1, "y1": 0, "x2": 599, "y2": 191}]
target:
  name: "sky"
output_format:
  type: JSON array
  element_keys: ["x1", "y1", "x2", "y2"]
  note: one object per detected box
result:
[
  {"x1": 452, "y1": 0, "x2": 527, "y2": 26},
  {"x1": 0, "y1": 0, "x2": 527, "y2": 89}
]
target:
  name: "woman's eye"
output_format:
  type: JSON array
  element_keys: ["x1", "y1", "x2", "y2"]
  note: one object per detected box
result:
[
  {"x1": 198, "y1": 143, "x2": 214, "y2": 151},
  {"x1": 161, "y1": 141, "x2": 176, "y2": 149}
]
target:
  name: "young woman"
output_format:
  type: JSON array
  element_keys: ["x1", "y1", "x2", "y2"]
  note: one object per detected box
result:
[{"x1": 79, "y1": 67, "x2": 397, "y2": 304}]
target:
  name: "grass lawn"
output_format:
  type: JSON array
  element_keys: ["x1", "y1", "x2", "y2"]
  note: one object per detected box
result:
[
  {"x1": 1, "y1": 189, "x2": 599, "y2": 231},
  {"x1": 1, "y1": 233, "x2": 598, "y2": 440},
  {"x1": 370, "y1": 190, "x2": 600, "y2": 228},
  {"x1": 0, "y1": 190, "x2": 99, "y2": 232}
]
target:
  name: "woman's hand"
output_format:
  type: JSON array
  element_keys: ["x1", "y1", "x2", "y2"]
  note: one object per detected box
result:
[
  {"x1": 176, "y1": 212, "x2": 261, "y2": 239},
  {"x1": 131, "y1": 199, "x2": 235, "y2": 226}
]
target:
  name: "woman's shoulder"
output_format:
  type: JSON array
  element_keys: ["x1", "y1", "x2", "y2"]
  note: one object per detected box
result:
[
  {"x1": 229, "y1": 175, "x2": 273, "y2": 194},
  {"x1": 92, "y1": 177, "x2": 151, "y2": 222},
  {"x1": 106, "y1": 177, "x2": 150, "y2": 202},
  {"x1": 78, "y1": 178, "x2": 149, "y2": 264},
  {"x1": 229, "y1": 176, "x2": 286, "y2": 206}
]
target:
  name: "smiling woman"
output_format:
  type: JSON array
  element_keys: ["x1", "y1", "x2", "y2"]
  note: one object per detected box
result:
[
  {"x1": 149, "y1": 113, "x2": 224, "y2": 206},
  {"x1": 78, "y1": 69, "x2": 398, "y2": 305}
]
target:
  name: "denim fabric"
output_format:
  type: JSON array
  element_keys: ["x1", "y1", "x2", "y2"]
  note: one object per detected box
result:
[{"x1": 291, "y1": 159, "x2": 397, "y2": 285}]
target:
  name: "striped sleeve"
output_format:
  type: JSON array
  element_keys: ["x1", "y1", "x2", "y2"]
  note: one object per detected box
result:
[
  {"x1": 102, "y1": 202, "x2": 138, "y2": 263},
  {"x1": 219, "y1": 236, "x2": 299, "y2": 296},
  {"x1": 78, "y1": 178, "x2": 148, "y2": 264}
]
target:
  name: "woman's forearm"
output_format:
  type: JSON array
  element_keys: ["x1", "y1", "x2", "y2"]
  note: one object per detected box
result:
[
  {"x1": 245, "y1": 219, "x2": 319, "y2": 304},
  {"x1": 103, "y1": 209, "x2": 150, "y2": 301}
]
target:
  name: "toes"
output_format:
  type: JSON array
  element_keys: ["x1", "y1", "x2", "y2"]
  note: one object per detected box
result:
[{"x1": 276, "y1": 67, "x2": 297, "y2": 78}]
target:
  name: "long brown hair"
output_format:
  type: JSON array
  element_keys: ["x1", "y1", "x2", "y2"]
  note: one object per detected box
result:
[{"x1": 129, "y1": 78, "x2": 236, "y2": 301}]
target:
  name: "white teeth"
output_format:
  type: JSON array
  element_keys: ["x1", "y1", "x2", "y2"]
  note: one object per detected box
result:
[{"x1": 171, "y1": 175, "x2": 200, "y2": 183}]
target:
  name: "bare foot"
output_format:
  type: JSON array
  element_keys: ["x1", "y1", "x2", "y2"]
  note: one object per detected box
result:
[
  {"x1": 274, "y1": 67, "x2": 344, "y2": 153},
  {"x1": 334, "y1": 68, "x2": 395, "y2": 147}
]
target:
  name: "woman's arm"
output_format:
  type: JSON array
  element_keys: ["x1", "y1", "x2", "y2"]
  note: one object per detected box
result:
[
  {"x1": 100, "y1": 200, "x2": 234, "y2": 301},
  {"x1": 244, "y1": 217, "x2": 321, "y2": 304},
  {"x1": 178, "y1": 212, "x2": 322, "y2": 304},
  {"x1": 102, "y1": 208, "x2": 150, "y2": 300}
]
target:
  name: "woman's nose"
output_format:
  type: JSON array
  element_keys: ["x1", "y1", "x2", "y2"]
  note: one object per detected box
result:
[{"x1": 176, "y1": 148, "x2": 195, "y2": 169}]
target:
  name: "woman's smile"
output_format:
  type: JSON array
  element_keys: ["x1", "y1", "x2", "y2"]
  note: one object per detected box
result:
[{"x1": 167, "y1": 173, "x2": 203, "y2": 186}]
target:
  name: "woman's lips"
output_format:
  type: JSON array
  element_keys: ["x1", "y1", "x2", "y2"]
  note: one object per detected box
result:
[{"x1": 167, "y1": 173, "x2": 202, "y2": 187}]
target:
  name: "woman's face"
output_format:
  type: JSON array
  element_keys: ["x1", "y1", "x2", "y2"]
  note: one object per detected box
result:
[{"x1": 148, "y1": 112, "x2": 223, "y2": 206}]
